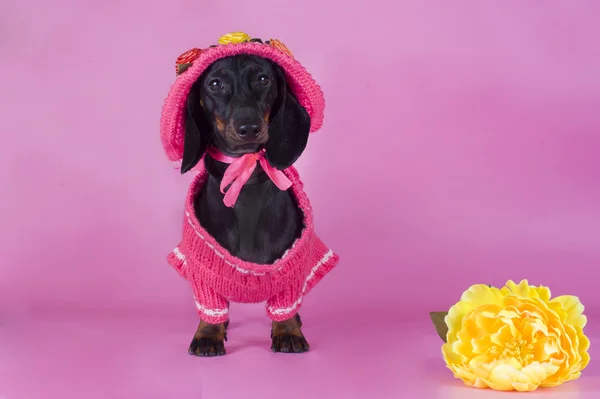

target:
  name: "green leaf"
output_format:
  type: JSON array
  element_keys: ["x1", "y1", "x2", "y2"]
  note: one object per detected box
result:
[{"x1": 430, "y1": 311, "x2": 449, "y2": 343}]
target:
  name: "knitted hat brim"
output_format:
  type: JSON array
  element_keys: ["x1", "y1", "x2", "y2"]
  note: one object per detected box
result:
[{"x1": 160, "y1": 42, "x2": 325, "y2": 166}]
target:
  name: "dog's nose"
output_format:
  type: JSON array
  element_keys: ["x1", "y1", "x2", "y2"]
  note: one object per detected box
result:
[{"x1": 237, "y1": 124, "x2": 261, "y2": 140}]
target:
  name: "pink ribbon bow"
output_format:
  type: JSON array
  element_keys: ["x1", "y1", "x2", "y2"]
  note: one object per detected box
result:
[{"x1": 206, "y1": 147, "x2": 293, "y2": 208}]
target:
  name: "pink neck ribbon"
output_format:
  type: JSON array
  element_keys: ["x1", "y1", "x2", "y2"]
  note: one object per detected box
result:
[{"x1": 206, "y1": 147, "x2": 292, "y2": 208}]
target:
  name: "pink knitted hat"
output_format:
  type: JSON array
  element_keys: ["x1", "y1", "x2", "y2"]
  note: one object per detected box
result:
[{"x1": 160, "y1": 31, "x2": 325, "y2": 167}]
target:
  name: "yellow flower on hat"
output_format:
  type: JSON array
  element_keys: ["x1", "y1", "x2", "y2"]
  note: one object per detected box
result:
[
  {"x1": 441, "y1": 280, "x2": 590, "y2": 392},
  {"x1": 218, "y1": 32, "x2": 251, "y2": 45}
]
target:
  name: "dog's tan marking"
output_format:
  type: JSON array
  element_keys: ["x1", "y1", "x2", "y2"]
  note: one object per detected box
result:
[
  {"x1": 194, "y1": 320, "x2": 226, "y2": 341},
  {"x1": 215, "y1": 118, "x2": 225, "y2": 132},
  {"x1": 271, "y1": 313, "x2": 310, "y2": 353},
  {"x1": 188, "y1": 320, "x2": 227, "y2": 357}
]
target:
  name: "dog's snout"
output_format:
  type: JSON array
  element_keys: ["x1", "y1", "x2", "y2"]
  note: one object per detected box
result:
[{"x1": 236, "y1": 123, "x2": 261, "y2": 140}]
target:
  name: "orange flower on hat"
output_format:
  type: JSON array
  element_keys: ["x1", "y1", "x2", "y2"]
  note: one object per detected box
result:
[
  {"x1": 176, "y1": 48, "x2": 202, "y2": 65},
  {"x1": 175, "y1": 48, "x2": 203, "y2": 74},
  {"x1": 268, "y1": 39, "x2": 293, "y2": 57}
]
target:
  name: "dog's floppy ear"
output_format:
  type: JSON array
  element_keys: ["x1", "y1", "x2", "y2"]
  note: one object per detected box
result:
[
  {"x1": 265, "y1": 66, "x2": 311, "y2": 170},
  {"x1": 180, "y1": 81, "x2": 211, "y2": 174}
]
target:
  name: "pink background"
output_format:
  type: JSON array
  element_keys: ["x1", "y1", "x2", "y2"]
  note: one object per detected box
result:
[{"x1": 1, "y1": 1, "x2": 599, "y2": 398}]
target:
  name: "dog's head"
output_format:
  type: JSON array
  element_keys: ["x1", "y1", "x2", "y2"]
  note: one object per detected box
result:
[{"x1": 180, "y1": 54, "x2": 311, "y2": 173}]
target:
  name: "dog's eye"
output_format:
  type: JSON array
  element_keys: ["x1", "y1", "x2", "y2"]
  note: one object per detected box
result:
[
  {"x1": 208, "y1": 79, "x2": 223, "y2": 91},
  {"x1": 256, "y1": 74, "x2": 270, "y2": 86}
]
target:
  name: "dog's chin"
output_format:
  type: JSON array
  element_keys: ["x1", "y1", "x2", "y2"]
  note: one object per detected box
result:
[
  {"x1": 227, "y1": 143, "x2": 264, "y2": 156},
  {"x1": 214, "y1": 133, "x2": 268, "y2": 157}
]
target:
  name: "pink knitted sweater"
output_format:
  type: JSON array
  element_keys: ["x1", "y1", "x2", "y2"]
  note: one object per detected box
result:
[{"x1": 167, "y1": 164, "x2": 339, "y2": 324}]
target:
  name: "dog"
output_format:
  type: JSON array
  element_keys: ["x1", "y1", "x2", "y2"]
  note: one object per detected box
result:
[{"x1": 178, "y1": 54, "x2": 314, "y2": 356}]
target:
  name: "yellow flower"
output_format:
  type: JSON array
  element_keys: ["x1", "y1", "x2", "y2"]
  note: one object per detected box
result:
[
  {"x1": 218, "y1": 32, "x2": 251, "y2": 45},
  {"x1": 442, "y1": 281, "x2": 590, "y2": 392}
]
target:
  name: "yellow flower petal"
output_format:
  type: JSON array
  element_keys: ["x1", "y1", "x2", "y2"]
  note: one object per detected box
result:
[
  {"x1": 512, "y1": 381, "x2": 537, "y2": 392},
  {"x1": 488, "y1": 364, "x2": 523, "y2": 391},
  {"x1": 580, "y1": 334, "x2": 591, "y2": 357},
  {"x1": 522, "y1": 361, "x2": 559, "y2": 382},
  {"x1": 472, "y1": 378, "x2": 489, "y2": 388},
  {"x1": 501, "y1": 279, "x2": 552, "y2": 302},
  {"x1": 445, "y1": 300, "x2": 475, "y2": 343},
  {"x1": 218, "y1": 32, "x2": 251, "y2": 45},
  {"x1": 551, "y1": 295, "x2": 587, "y2": 329},
  {"x1": 442, "y1": 342, "x2": 462, "y2": 365},
  {"x1": 461, "y1": 284, "x2": 505, "y2": 307}
]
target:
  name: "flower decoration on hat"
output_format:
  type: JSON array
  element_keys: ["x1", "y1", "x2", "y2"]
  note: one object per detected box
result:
[
  {"x1": 174, "y1": 32, "x2": 295, "y2": 76},
  {"x1": 175, "y1": 48, "x2": 202, "y2": 75},
  {"x1": 267, "y1": 38, "x2": 293, "y2": 58},
  {"x1": 218, "y1": 31, "x2": 252, "y2": 45}
]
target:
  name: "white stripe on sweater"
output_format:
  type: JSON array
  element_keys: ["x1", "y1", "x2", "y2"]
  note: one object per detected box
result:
[
  {"x1": 172, "y1": 249, "x2": 228, "y2": 317},
  {"x1": 173, "y1": 247, "x2": 186, "y2": 261},
  {"x1": 268, "y1": 250, "x2": 334, "y2": 316},
  {"x1": 195, "y1": 300, "x2": 229, "y2": 317},
  {"x1": 184, "y1": 211, "x2": 299, "y2": 276}
]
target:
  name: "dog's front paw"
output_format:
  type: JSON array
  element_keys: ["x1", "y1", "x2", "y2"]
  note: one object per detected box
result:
[
  {"x1": 270, "y1": 314, "x2": 309, "y2": 353},
  {"x1": 188, "y1": 336, "x2": 226, "y2": 357},
  {"x1": 188, "y1": 320, "x2": 227, "y2": 357},
  {"x1": 271, "y1": 333, "x2": 310, "y2": 353}
]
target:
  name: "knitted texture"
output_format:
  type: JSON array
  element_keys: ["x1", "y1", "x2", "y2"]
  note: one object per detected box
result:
[
  {"x1": 160, "y1": 34, "x2": 326, "y2": 170},
  {"x1": 167, "y1": 164, "x2": 339, "y2": 324}
]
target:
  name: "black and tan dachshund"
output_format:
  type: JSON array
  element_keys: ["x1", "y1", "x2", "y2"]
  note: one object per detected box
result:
[{"x1": 180, "y1": 54, "x2": 312, "y2": 356}]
